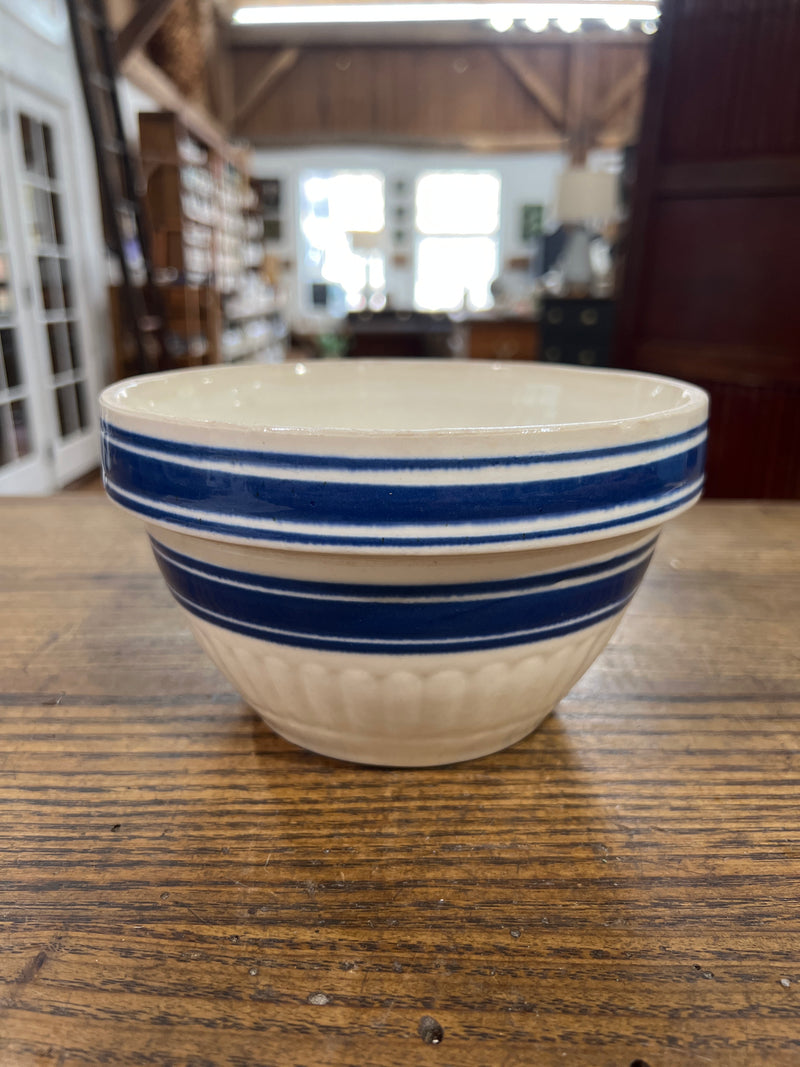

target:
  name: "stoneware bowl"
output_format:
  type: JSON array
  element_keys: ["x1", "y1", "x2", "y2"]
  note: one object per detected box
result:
[{"x1": 100, "y1": 360, "x2": 708, "y2": 766}]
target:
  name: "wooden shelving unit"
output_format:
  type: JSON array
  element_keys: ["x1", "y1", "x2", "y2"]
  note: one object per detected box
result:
[{"x1": 118, "y1": 110, "x2": 286, "y2": 376}]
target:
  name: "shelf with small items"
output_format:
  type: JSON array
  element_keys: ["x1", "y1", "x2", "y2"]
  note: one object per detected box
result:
[
  {"x1": 133, "y1": 111, "x2": 286, "y2": 371},
  {"x1": 221, "y1": 316, "x2": 287, "y2": 364},
  {"x1": 218, "y1": 174, "x2": 287, "y2": 364}
]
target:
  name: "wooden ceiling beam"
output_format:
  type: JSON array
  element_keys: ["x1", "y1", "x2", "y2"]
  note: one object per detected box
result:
[
  {"x1": 115, "y1": 0, "x2": 179, "y2": 64},
  {"x1": 594, "y1": 57, "x2": 647, "y2": 130},
  {"x1": 233, "y1": 47, "x2": 301, "y2": 128},
  {"x1": 245, "y1": 130, "x2": 567, "y2": 152},
  {"x1": 496, "y1": 47, "x2": 566, "y2": 131},
  {"x1": 120, "y1": 49, "x2": 248, "y2": 165},
  {"x1": 565, "y1": 40, "x2": 590, "y2": 163},
  {"x1": 206, "y1": 9, "x2": 236, "y2": 127}
]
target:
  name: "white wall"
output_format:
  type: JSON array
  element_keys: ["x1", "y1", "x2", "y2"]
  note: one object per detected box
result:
[{"x1": 251, "y1": 144, "x2": 570, "y2": 326}]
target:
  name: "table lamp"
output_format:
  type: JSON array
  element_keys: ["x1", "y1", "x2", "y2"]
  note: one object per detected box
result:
[{"x1": 555, "y1": 168, "x2": 618, "y2": 296}]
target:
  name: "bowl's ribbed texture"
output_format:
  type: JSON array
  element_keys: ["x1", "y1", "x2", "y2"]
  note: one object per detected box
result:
[{"x1": 190, "y1": 608, "x2": 621, "y2": 766}]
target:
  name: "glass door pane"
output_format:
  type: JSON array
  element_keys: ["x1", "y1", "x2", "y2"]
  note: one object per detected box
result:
[
  {"x1": 4, "y1": 80, "x2": 99, "y2": 488},
  {"x1": 16, "y1": 110, "x2": 90, "y2": 442},
  {"x1": 0, "y1": 153, "x2": 47, "y2": 492}
]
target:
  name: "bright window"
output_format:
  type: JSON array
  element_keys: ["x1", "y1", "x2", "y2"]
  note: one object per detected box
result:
[
  {"x1": 300, "y1": 171, "x2": 386, "y2": 315},
  {"x1": 414, "y1": 171, "x2": 501, "y2": 312}
]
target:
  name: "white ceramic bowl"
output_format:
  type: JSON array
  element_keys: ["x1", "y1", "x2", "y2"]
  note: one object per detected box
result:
[{"x1": 100, "y1": 360, "x2": 708, "y2": 766}]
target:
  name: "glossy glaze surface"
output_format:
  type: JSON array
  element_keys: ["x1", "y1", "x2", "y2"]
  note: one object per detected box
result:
[{"x1": 100, "y1": 361, "x2": 708, "y2": 764}]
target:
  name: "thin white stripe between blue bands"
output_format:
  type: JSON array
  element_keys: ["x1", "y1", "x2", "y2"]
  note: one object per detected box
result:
[
  {"x1": 102, "y1": 423, "x2": 708, "y2": 486},
  {"x1": 105, "y1": 475, "x2": 703, "y2": 546},
  {"x1": 171, "y1": 585, "x2": 637, "y2": 652},
  {"x1": 151, "y1": 538, "x2": 656, "y2": 605}
]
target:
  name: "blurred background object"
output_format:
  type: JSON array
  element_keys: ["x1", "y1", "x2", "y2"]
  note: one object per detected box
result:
[
  {"x1": 0, "y1": 0, "x2": 797, "y2": 496},
  {"x1": 553, "y1": 166, "x2": 618, "y2": 295}
]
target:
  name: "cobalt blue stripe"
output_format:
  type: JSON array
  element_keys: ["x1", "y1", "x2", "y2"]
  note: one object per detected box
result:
[
  {"x1": 171, "y1": 592, "x2": 634, "y2": 655},
  {"x1": 152, "y1": 543, "x2": 653, "y2": 654},
  {"x1": 101, "y1": 419, "x2": 707, "y2": 472},
  {"x1": 150, "y1": 535, "x2": 658, "y2": 599},
  {"x1": 102, "y1": 438, "x2": 706, "y2": 528},
  {"x1": 104, "y1": 477, "x2": 703, "y2": 547}
]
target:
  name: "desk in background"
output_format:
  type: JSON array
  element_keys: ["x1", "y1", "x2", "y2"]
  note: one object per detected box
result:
[
  {"x1": 345, "y1": 310, "x2": 453, "y2": 358},
  {"x1": 466, "y1": 315, "x2": 540, "y2": 361}
]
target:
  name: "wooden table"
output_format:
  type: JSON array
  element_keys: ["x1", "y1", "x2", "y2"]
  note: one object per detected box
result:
[{"x1": 2, "y1": 498, "x2": 799, "y2": 1066}]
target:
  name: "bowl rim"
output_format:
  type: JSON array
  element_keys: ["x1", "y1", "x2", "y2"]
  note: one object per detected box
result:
[{"x1": 99, "y1": 359, "x2": 709, "y2": 443}]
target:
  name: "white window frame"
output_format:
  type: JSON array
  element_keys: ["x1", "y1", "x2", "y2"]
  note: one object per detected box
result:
[
  {"x1": 298, "y1": 169, "x2": 388, "y2": 318},
  {"x1": 413, "y1": 170, "x2": 502, "y2": 313}
]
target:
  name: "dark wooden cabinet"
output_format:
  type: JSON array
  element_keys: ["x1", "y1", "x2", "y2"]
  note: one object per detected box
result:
[
  {"x1": 540, "y1": 298, "x2": 614, "y2": 367},
  {"x1": 615, "y1": 0, "x2": 800, "y2": 498}
]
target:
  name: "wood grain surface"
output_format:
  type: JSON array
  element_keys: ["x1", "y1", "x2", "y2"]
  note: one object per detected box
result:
[{"x1": 1, "y1": 497, "x2": 799, "y2": 1066}]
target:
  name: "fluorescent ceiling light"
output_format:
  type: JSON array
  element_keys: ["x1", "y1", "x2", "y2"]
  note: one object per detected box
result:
[
  {"x1": 557, "y1": 12, "x2": 582, "y2": 30},
  {"x1": 488, "y1": 8, "x2": 516, "y2": 31},
  {"x1": 524, "y1": 11, "x2": 551, "y2": 31},
  {"x1": 605, "y1": 11, "x2": 630, "y2": 28},
  {"x1": 232, "y1": 4, "x2": 660, "y2": 27}
]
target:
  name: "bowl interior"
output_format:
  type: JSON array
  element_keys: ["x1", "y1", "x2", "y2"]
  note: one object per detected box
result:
[{"x1": 101, "y1": 360, "x2": 705, "y2": 436}]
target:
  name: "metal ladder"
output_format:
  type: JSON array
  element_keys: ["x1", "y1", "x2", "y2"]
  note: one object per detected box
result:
[{"x1": 64, "y1": 0, "x2": 164, "y2": 377}]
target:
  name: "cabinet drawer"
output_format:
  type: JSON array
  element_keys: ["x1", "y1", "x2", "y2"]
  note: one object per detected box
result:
[
  {"x1": 542, "y1": 298, "x2": 615, "y2": 337},
  {"x1": 540, "y1": 342, "x2": 611, "y2": 367},
  {"x1": 469, "y1": 321, "x2": 539, "y2": 361}
]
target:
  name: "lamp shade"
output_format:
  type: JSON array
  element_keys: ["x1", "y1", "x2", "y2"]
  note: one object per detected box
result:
[{"x1": 556, "y1": 169, "x2": 618, "y2": 224}]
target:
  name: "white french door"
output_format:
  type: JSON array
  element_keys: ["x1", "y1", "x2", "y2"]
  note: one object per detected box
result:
[
  {"x1": 0, "y1": 90, "x2": 51, "y2": 493},
  {"x1": 0, "y1": 77, "x2": 98, "y2": 492}
]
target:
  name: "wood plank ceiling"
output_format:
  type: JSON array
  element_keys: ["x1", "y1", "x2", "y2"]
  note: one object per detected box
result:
[
  {"x1": 106, "y1": 0, "x2": 651, "y2": 155},
  {"x1": 227, "y1": 38, "x2": 649, "y2": 158}
]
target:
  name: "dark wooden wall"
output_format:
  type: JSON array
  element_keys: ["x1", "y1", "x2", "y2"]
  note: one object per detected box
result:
[
  {"x1": 616, "y1": 0, "x2": 800, "y2": 498},
  {"x1": 229, "y1": 40, "x2": 649, "y2": 156}
]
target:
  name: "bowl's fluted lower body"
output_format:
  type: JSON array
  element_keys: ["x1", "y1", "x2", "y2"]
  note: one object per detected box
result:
[
  {"x1": 188, "y1": 608, "x2": 623, "y2": 765},
  {"x1": 146, "y1": 524, "x2": 657, "y2": 766}
]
